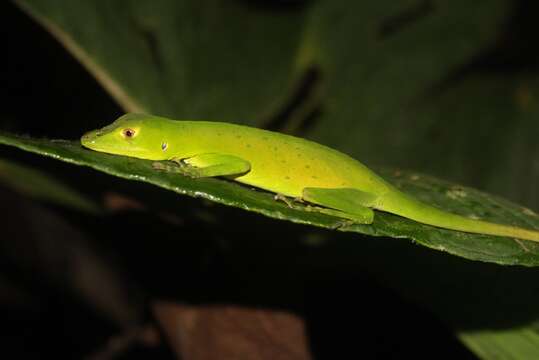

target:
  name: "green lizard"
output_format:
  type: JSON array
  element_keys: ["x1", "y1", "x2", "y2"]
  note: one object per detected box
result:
[{"x1": 81, "y1": 113, "x2": 539, "y2": 242}]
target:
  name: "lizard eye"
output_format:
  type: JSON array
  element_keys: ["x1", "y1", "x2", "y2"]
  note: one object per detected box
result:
[{"x1": 122, "y1": 128, "x2": 136, "y2": 138}]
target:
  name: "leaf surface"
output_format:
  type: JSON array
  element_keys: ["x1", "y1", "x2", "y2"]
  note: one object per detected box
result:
[{"x1": 1, "y1": 132, "x2": 538, "y2": 266}]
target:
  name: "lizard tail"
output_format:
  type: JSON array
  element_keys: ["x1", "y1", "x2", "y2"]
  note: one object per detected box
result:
[{"x1": 381, "y1": 192, "x2": 539, "y2": 242}]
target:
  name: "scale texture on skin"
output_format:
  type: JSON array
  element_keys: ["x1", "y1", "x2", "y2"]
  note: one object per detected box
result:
[{"x1": 81, "y1": 113, "x2": 539, "y2": 242}]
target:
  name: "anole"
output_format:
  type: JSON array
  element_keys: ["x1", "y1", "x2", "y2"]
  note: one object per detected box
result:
[{"x1": 81, "y1": 113, "x2": 539, "y2": 242}]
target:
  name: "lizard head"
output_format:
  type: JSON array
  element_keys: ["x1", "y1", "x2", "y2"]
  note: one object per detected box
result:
[{"x1": 81, "y1": 113, "x2": 168, "y2": 160}]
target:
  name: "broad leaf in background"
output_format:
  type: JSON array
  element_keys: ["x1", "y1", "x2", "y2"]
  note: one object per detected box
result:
[
  {"x1": 15, "y1": 0, "x2": 305, "y2": 123},
  {"x1": 406, "y1": 75, "x2": 539, "y2": 211},
  {"x1": 295, "y1": 0, "x2": 505, "y2": 148},
  {"x1": 1, "y1": 132, "x2": 538, "y2": 267},
  {"x1": 14, "y1": 0, "x2": 508, "y2": 123}
]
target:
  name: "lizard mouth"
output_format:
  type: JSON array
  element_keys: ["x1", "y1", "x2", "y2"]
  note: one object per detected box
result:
[
  {"x1": 80, "y1": 129, "x2": 116, "y2": 152},
  {"x1": 81, "y1": 130, "x2": 100, "y2": 148},
  {"x1": 81, "y1": 121, "x2": 122, "y2": 148}
]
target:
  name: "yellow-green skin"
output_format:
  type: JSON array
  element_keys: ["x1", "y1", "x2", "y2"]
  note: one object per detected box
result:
[{"x1": 81, "y1": 113, "x2": 539, "y2": 242}]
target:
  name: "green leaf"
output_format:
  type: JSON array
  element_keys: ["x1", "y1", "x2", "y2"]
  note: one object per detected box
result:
[
  {"x1": 14, "y1": 0, "x2": 305, "y2": 123},
  {"x1": 404, "y1": 75, "x2": 539, "y2": 211},
  {"x1": 1, "y1": 132, "x2": 539, "y2": 266},
  {"x1": 14, "y1": 0, "x2": 509, "y2": 128},
  {"x1": 459, "y1": 327, "x2": 539, "y2": 359},
  {"x1": 297, "y1": 1, "x2": 509, "y2": 150}
]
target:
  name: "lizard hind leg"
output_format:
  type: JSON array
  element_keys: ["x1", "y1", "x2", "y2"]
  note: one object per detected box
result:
[{"x1": 302, "y1": 187, "x2": 378, "y2": 224}]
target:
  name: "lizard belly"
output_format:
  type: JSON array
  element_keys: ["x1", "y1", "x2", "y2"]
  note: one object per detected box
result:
[{"x1": 233, "y1": 160, "x2": 356, "y2": 198}]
